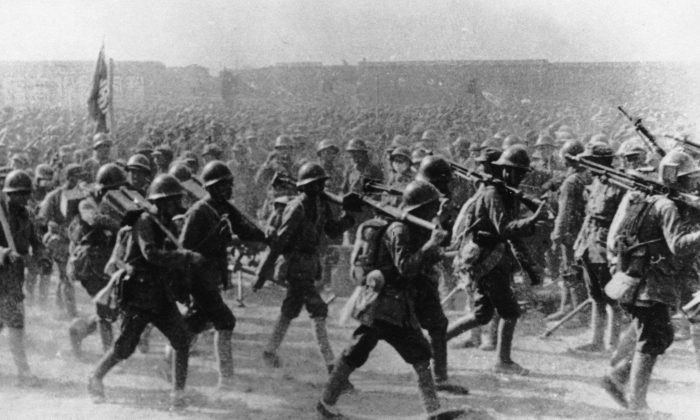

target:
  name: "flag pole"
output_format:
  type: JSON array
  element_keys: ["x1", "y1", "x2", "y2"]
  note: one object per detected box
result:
[{"x1": 108, "y1": 58, "x2": 115, "y2": 136}]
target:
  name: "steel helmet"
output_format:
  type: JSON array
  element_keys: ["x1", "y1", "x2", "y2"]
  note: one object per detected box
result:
[
  {"x1": 659, "y1": 149, "x2": 700, "y2": 184},
  {"x1": 402, "y1": 180, "x2": 441, "y2": 212},
  {"x1": 534, "y1": 135, "x2": 555, "y2": 148},
  {"x1": 274, "y1": 135, "x2": 294, "y2": 149},
  {"x1": 35, "y1": 163, "x2": 54, "y2": 180},
  {"x1": 296, "y1": 162, "x2": 329, "y2": 187},
  {"x1": 560, "y1": 139, "x2": 585, "y2": 160},
  {"x1": 168, "y1": 162, "x2": 193, "y2": 182},
  {"x1": 475, "y1": 147, "x2": 502, "y2": 163},
  {"x1": 126, "y1": 154, "x2": 151, "y2": 173},
  {"x1": 316, "y1": 139, "x2": 339, "y2": 155},
  {"x1": 3, "y1": 170, "x2": 32, "y2": 193},
  {"x1": 581, "y1": 141, "x2": 614, "y2": 158},
  {"x1": 201, "y1": 160, "x2": 233, "y2": 187},
  {"x1": 493, "y1": 145, "x2": 531, "y2": 170},
  {"x1": 411, "y1": 148, "x2": 431, "y2": 165},
  {"x1": 502, "y1": 135, "x2": 523, "y2": 149},
  {"x1": 416, "y1": 156, "x2": 453, "y2": 184},
  {"x1": 345, "y1": 138, "x2": 369, "y2": 153},
  {"x1": 96, "y1": 163, "x2": 127, "y2": 190},
  {"x1": 202, "y1": 143, "x2": 223, "y2": 159},
  {"x1": 92, "y1": 132, "x2": 113, "y2": 149},
  {"x1": 421, "y1": 129, "x2": 439, "y2": 142},
  {"x1": 390, "y1": 146, "x2": 412, "y2": 162},
  {"x1": 148, "y1": 174, "x2": 183, "y2": 201}
]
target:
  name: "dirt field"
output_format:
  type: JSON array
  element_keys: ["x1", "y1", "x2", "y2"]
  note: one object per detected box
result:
[{"x1": 0, "y1": 279, "x2": 698, "y2": 420}]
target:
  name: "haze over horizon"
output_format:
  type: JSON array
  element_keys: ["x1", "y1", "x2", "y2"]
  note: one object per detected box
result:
[{"x1": 1, "y1": 0, "x2": 698, "y2": 70}]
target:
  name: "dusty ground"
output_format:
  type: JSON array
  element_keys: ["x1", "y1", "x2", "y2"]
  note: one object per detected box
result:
[{"x1": 0, "y1": 277, "x2": 698, "y2": 420}]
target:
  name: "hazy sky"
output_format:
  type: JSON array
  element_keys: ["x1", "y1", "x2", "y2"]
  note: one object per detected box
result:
[{"x1": 0, "y1": 0, "x2": 698, "y2": 70}]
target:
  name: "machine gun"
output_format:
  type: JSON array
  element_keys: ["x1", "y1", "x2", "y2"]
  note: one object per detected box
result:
[
  {"x1": 448, "y1": 160, "x2": 550, "y2": 216},
  {"x1": 362, "y1": 179, "x2": 403, "y2": 196},
  {"x1": 664, "y1": 134, "x2": 700, "y2": 155},
  {"x1": 565, "y1": 154, "x2": 700, "y2": 210},
  {"x1": 618, "y1": 106, "x2": 666, "y2": 157},
  {"x1": 253, "y1": 172, "x2": 444, "y2": 292}
]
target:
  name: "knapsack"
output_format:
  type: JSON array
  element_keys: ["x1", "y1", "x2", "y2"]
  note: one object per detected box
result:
[{"x1": 349, "y1": 217, "x2": 391, "y2": 284}]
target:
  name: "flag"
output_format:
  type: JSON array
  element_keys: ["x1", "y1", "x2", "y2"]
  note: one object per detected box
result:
[{"x1": 87, "y1": 46, "x2": 110, "y2": 133}]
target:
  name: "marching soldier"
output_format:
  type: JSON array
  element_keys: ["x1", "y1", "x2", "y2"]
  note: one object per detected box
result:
[
  {"x1": 316, "y1": 139, "x2": 344, "y2": 194},
  {"x1": 260, "y1": 163, "x2": 356, "y2": 376},
  {"x1": 89, "y1": 174, "x2": 202, "y2": 409},
  {"x1": 0, "y1": 170, "x2": 43, "y2": 385},
  {"x1": 602, "y1": 149, "x2": 700, "y2": 411},
  {"x1": 66, "y1": 164, "x2": 125, "y2": 356},
  {"x1": 125, "y1": 154, "x2": 153, "y2": 197},
  {"x1": 317, "y1": 181, "x2": 464, "y2": 420},
  {"x1": 180, "y1": 160, "x2": 266, "y2": 389},
  {"x1": 24, "y1": 164, "x2": 55, "y2": 305},
  {"x1": 547, "y1": 140, "x2": 587, "y2": 322},
  {"x1": 227, "y1": 142, "x2": 258, "y2": 217},
  {"x1": 202, "y1": 143, "x2": 224, "y2": 165},
  {"x1": 83, "y1": 133, "x2": 113, "y2": 183},
  {"x1": 446, "y1": 145, "x2": 548, "y2": 375},
  {"x1": 383, "y1": 147, "x2": 413, "y2": 206},
  {"x1": 573, "y1": 142, "x2": 625, "y2": 351},
  {"x1": 152, "y1": 144, "x2": 174, "y2": 175},
  {"x1": 255, "y1": 135, "x2": 298, "y2": 223},
  {"x1": 37, "y1": 163, "x2": 85, "y2": 318},
  {"x1": 342, "y1": 138, "x2": 383, "y2": 242}
]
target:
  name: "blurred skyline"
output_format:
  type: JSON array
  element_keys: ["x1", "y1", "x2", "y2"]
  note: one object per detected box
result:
[{"x1": 1, "y1": 0, "x2": 698, "y2": 70}]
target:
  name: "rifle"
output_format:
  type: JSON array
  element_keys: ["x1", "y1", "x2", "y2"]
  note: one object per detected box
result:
[
  {"x1": 362, "y1": 179, "x2": 402, "y2": 196},
  {"x1": 0, "y1": 197, "x2": 17, "y2": 253},
  {"x1": 541, "y1": 298, "x2": 593, "y2": 338},
  {"x1": 565, "y1": 154, "x2": 700, "y2": 211},
  {"x1": 448, "y1": 160, "x2": 547, "y2": 215},
  {"x1": 664, "y1": 134, "x2": 700, "y2": 154},
  {"x1": 253, "y1": 172, "x2": 444, "y2": 291},
  {"x1": 617, "y1": 106, "x2": 666, "y2": 157}
]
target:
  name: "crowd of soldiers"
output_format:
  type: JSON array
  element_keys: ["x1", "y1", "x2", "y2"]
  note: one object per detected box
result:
[{"x1": 0, "y1": 95, "x2": 699, "y2": 418}]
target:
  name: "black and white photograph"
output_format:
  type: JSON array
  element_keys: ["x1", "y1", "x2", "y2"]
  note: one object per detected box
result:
[{"x1": 0, "y1": 1, "x2": 699, "y2": 418}]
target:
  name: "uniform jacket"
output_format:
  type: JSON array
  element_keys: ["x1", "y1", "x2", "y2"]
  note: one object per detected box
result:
[
  {"x1": 607, "y1": 192, "x2": 700, "y2": 307},
  {"x1": 0, "y1": 197, "x2": 42, "y2": 300},
  {"x1": 271, "y1": 192, "x2": 354, "y2": 281},
  {"x1": 121, "y1": 212, "x2": 194, "y2": 312},
  {"x1": 574, "y1": 176, "x2": 625, "y2": 263},
  {"x1": 551, "y1": 168, "x2": 587, "y2": 246}
]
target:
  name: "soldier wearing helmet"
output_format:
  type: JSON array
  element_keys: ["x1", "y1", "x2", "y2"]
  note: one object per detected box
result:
[
  {"x1": 261, "y1": 162, "x2": 356, "y2": 378},
  {"x1": 572, "y1": 141, "x2": 626, "y2": 352},
  {"x1": 0, "y1": 170, "x2": 43, "y2": 386},
  {"x1": 152, "y1": 144, "x2": 174, "y2": 175},
  {"x1": 255, "y1": 135, "x2": 299, "y2": 223},
  {"x1": 447, "y1": 145, "x2": 548, "y2": 376},
  {"x1": 342, "y1": 138, "x2": 384, "y2": 242},
  {"x1": 603, "y1": 149, "x2": 700, "y2": 411},
  {"x1": 25, "y1": 164, "x2": 55, "y2": 305},
  {"x1": 225, "y1": 142, "x2": 257, "y2": 217},
  {"x1": 179, "y1": 160, "x2": 266, "y2": 390},
  {"x1": 202, "y1": 143, "x2": 224, "y2": 164},
  {"x1": 38, "y1": 163, "x2": 87, "y2": 318},
  {"x1": 126, "y1": 154, "x2": 153, "y2": 196},
  {"x1": 532, "y1": 135, "x2": 558, "y2": 173},
  {"x1": 411, "y1": 148, "x2": 431, "y2": 172},
  {"x1": 66, "y1": 163, "x2": 126, "y2": 359},
  {"x1": 452, "y1": 136, "x2": 471, "y2": 164},
  {"x1": 617, "y1": 139, "x2": 648, "y2": 172},
  {"x1": 316, "y1": 139, "x2": 343, "y2": 194},
  {"x1": 84, "y1": 133, "x2": 114, "y2": 183},
  {"x1": 420, "y1": 129, "x2": 439, "y2": 152},
  {"x1": 318, "y1": 180, "x2": 465, "y2": 419},
  {"x1": 546, "y1": 140, "x2": 588, "y2": 323},
  {"x1": 384, "y1": 147, "x2": 412, "y2": 207},
  {"x1": 89, "y1": 174, "x2": 201, "y2": 409}
]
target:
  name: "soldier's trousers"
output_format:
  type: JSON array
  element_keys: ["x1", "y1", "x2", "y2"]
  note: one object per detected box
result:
[
  {"x1": 342, "y1": 321, "x2": 432, "y2": 369},
  {"x1": 185, "y1": 266, "x2": 236, "y2": 333},
  {"x1": 113, "y1": 305, "x2": 191, "y2": 360},
  {"x1": 414, "y1": 280, "x2": 449, "y2": 380},
  {"x1": 579, "y1": 253, "x2": 615, "y2": 305},
  {"x1": 282, "y1": 278, "x2": 328, "y2": 320}
]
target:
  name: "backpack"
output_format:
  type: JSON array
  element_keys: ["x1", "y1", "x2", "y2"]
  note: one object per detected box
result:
[{"x1": 349, "y1": 217, "x2": 390, "y2": 284}]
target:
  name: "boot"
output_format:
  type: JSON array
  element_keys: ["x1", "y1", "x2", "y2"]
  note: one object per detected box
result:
[
  {"x1": 327, "y1": 363, "x2": 355, "y2": 394},
  {"x1": 627, "y1": 352, "x2": 656, "y2": 411},
  {"x1": 263, "y1": 315, "x2": 291, "y2": 368},
  {"x1": 318, "y1": 358, "x2": 354, "y2": 418},
  {"x1": 690, "y1": 322, "x2": 700, "y2": 372},
  {"x1": 90, "y1": 350, "x2": 122, "y2": 402},
  {"x1": 479, "y1": 316, "x2": 498, "y2": 351},
  {"x1": 215, "y1": 329, "x2": 235, "y2": 389},
  {"x1": 605, "y1": 304, "x2": 622, "y2": 351},
  {"x1": 172, "y1": 347, "x2": 189, "y2": 396},
  {"x1": 446, "y1": 315, "x2": 480, "y2": 341},
  {"x1": 312, "y1": 317, "x2": 335, "y2": 366},
  {"x1": 610, "y1": 324, "x2": 637, "y2": 368},
  {"x1": 574, "y1": 300, "x2": 605, "y2": 352},
  {"x1": 98, "y1": 319, "x2": 113, "y2": 353},
  {"x1": 69, "y1": 317, "x2": 96, "y2": 358},
  {"x1": 431, "y1": 330, "x2": 469, "y2": 395},
  {"x1": 602, "y1": 357, "x2": 631, "y2": 409},
  {"x1": 414, "y1": 360, "x2": 440, "y2": 414},
  {"x1": 9, "y1": 328, "x2": 39, "y2": 386},
  {"x1": 544, "y1": 281, "x2": 571, "y2": 322},
  {"x1": 493, "y1": 318, "x2": 529, "y2": 375}
]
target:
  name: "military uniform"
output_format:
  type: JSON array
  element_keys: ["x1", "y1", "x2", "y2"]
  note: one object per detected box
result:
[
  {"x1": 180, "y1": 194, "x2": 265, "y2": 384},
  {"x1": 263, "y1": 190, "x2": 354, "y2": 368},
  {"x1": 342, "y1": 158, "x2": 384, "y2": 243}
]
